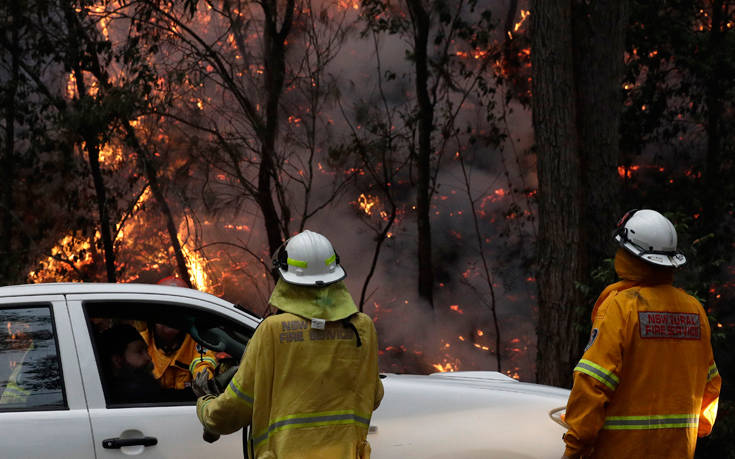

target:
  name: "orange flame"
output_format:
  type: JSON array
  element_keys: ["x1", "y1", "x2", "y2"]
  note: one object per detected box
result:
[
  {"x1": 432, "y1": 362, "x2": 457, "y2": 372},
  {"x1": 514, "y1": 10, "x2": 530, "y2": 32}
]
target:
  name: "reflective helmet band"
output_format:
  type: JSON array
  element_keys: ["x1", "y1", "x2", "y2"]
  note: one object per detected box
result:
[
  {"x1": 287, "y1": 258, "x2": 308, "y2": 268},
  {"x1": 325, "y1": 254, "x2": 336, "y2": 266}
]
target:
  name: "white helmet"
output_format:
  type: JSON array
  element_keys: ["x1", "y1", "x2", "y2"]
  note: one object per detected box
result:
[
  {"x1": 272, "y1": 230, "x2": 346, "y2": 286},
  {"x1": 614, "y1": 209, "x2": 687, "y2": 267}
]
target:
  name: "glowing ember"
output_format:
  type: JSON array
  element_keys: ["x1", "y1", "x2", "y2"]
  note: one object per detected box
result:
[
  {"x1": 505, "y1": 370, "x2": 520, "y2": 380},
  {"x1": 432, "y1": 362, "x2": 458, "y2": 372},
  {"x1": 358, "y1": 193, "x2": 377, "y2": 215},
  {"x1": 514, "y1": 10, "x2": 530, "y2": 32}
]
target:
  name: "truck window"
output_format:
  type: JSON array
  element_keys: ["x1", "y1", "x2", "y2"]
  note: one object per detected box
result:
[
  {"x1": 0, "y1": 306, "x2": 66, "y2": 411},
  {"x1": 84, "y1": 301, "x2": 252, "y2": 408}
]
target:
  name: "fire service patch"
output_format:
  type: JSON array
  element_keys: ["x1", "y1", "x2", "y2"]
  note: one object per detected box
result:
[{"x1": 639, "y1": 311, "x2": 701, "y2": 339}]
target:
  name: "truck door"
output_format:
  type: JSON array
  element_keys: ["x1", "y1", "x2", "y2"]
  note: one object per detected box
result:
[
  {"x1": 67, "y1": 293, "x2": 254, "y2": 458},
  {"x1": 0, "y1": 296, "x2": 95, "y2": 458}
]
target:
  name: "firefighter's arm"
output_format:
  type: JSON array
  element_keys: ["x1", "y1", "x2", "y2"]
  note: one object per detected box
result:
[
  {"x1": 374, "y1": 376, "x2": 384, "y2": 411},
  {"x1": 698, "y1": 361, "x2": 721, "y2": 437},
  {"x1": 563, "y1": 371, "x2": 615, "y2": 457},
  {"x1": 697, "y1": 310, "x2": 721, "y2": 437},
  {"x1": 196, "y1": 327, "x2": 261, "y2": 435},
  {"x1": 563, "y1": 297, "x2": 626, "y2": 458},
  {"x1": 368, "y1": 320, "x2": 384, "y2": 410},
  {"x1": 189, "y1": 346, "x2": 218, "y2": 379}
]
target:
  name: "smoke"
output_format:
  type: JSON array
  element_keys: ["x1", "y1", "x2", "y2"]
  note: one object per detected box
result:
[{"x1": 26, "y1": 0, "x2": 539, "y2": 380}]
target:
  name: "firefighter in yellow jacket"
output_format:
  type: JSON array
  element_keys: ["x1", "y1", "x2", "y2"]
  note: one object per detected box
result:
[
  {"x1": 562, "y1": 209, "x2": 721, "y2": 459},
  {"x1": 141, "y1": 276, "x2": 218, "y2": 390},
  {"x1": 196, "y1": 230, "x2": 384, "y2": 458}
]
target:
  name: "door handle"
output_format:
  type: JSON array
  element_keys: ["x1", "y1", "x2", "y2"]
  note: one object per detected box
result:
[{"x1": 102, "y1": 436, "x2": 158, "y2": 449}]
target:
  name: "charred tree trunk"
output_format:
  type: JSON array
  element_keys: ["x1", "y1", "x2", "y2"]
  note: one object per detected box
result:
[
  {"x1": 123, "y1": 124, "x2": 193, "y2": 287},
  {"x1": 62, "y1": 3, "x2": 116, "y2": 282},
  {"x1": 70, "y1": 86, "x2": 116, "y2": 281},
  {"x1": 574, "y1": 0, "x2": 627, "y2": 261},
  {"x1": 259, "y1": 0, "x2": 294, "y2": 256},
  {"x1": 531, "y1": 0, "x2": 583, "y2": 387},
  {"x1": 532, "y1": 0, "x2": 628, "y2": 387},
  {"x1": 406, "y1": 0, "x2": 434, "y2": 307},
  {"x1": 85, "y1": 134, "x2": 117, "y2": 283},
  {"x1": 573, "y1": 0, "x2": 628, "y2": 346}
]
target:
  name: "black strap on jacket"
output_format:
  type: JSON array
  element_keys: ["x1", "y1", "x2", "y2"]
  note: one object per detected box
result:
[{"x1": 341, "y1": 315, "x2": 362, "y2": 347}]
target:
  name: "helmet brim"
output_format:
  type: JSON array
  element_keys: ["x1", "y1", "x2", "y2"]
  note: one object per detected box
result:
[
  {"x1": 278, "y1": 265, "x2": 346, "y2": 287},
  {"x1": 615, "y1": 235, "x2": 687, "y2": 268}
]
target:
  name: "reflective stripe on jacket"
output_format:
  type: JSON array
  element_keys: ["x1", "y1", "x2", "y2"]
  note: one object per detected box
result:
[
  {"x1": 197, "y1": 311, "x2": 383, "y2": 459},
  {"x1": 563, "y1": 250, "x2": 721, "y2": 459},
  {"x1": 141, "y1": 330, "x2": 217, "y2": 390}
]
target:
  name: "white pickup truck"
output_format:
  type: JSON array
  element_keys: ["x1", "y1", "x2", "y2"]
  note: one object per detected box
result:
[{"x1": 0, "y1": 283, "x2": 569, "y2": 458}]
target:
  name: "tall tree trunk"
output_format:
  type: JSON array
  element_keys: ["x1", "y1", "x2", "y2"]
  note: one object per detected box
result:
[
  {"x1": 406, "y1": 0, "x2": 434, "y2": 306},
  {"x1": 63, "y1": 3, "x2": 116, "y2": 282},
  {"x1": 573, "y1": 0, "x2": 628, "y2": 347},
  {"x1": 86, "y1": 136, "x2": 117, "y2": 282},
  {"x1": 531, "y1": 0, "x2": 583, "y2": 387},
  {"x1": 123, "y1": 123, "x2": 192, "y2": 287},
  {"x1": 259, "y1": 0, "x2": 294, "y2": 256},
  {"x1": 532, "y1": 0, "x2": 628, "y2": 387}
]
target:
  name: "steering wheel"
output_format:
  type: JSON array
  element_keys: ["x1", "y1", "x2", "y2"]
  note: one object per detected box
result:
[
  {"x1": 189, "y1": 323, "x2": 247, "y2": 358},
  {"x1": 189, "y1": 324, "x2": 227, "y2": 352}
]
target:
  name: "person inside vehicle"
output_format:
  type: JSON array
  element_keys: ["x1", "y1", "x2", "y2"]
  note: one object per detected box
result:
[
  {"x1": 99, "y1": 324, "x2": 195, "y2": 404},
  {"x1": 561, "y1": 209, "x2": 721, "y2": 459},
  {"x1": 141, "y1": 276, "x2": 218, "y2": 391},
  {"x1": 0, "y1": 320, "x2": 33, "y2": 405},
  {"x1": 194, "y1": 230, "x2": 384, "y2": 458}
]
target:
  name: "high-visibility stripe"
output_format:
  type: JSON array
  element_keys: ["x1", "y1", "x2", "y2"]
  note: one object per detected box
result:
[
  {"x1": 603, "y1": 414, "x2": 698, "y2": 430},
  {"x1": 287, "y1": 258, "x2": 308, "y2": 268},
  {"x1": 707, "y1": 363, "x2": 719, "y2": 382},
  {"x1": 197, "y1": 397, "x2": 215, "y2": 420},
  {"x1": 574, "y1": 359, "x2": 619, "y2": 391},
  {"x1": 227, "y1": 379, "x2": 253, "y2": 406},
  {"x1": 253, "y1": 410, "x2": 370, "y2": 447},
  {"x1": 5, "y1": 382, "x2": 29, "y2": 396},
  {"x1": 325, "y1": 254, "x2": 336, "y2": 266},
  {"x1": 1, "y1": 382, "x2": 30, "y2": 403},
  {"x1": 189, "y1": 357, "x2": 217, "y2": 373}
]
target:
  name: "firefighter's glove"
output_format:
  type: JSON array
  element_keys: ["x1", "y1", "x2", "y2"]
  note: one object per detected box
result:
[
  {"x1": 213, "y1": 366, "x2": 238, "y2": 393},
  {"x1": 192, "y1": 370, "x2": 219, "y2": 398},
  {"x1": 202, "y1": 428, "x2": 220, "y2": 443}
]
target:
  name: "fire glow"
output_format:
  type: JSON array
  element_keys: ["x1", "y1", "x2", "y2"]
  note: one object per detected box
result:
[{"x1": 23, "y1": 0, "x2": 545, "y2": 382}]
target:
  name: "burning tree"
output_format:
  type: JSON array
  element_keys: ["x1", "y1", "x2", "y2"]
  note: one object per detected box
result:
[{"x1": 121, "y1": 0, "x2": 359, "y2": 264}]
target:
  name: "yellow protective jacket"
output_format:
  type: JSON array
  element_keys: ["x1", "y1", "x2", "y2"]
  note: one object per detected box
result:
[
  {"x1": 0, "y1": 344, "x2": 33, "y2": 405},
  {"x1": 197, "y1": 312, "x2": 384, "y2": 459},
  {"x1": 141, "y1": 329, "x2": 217, "y2": 390},
  {"x1": 563, "y1": 249, "x2": 721, "y2": 458}
]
